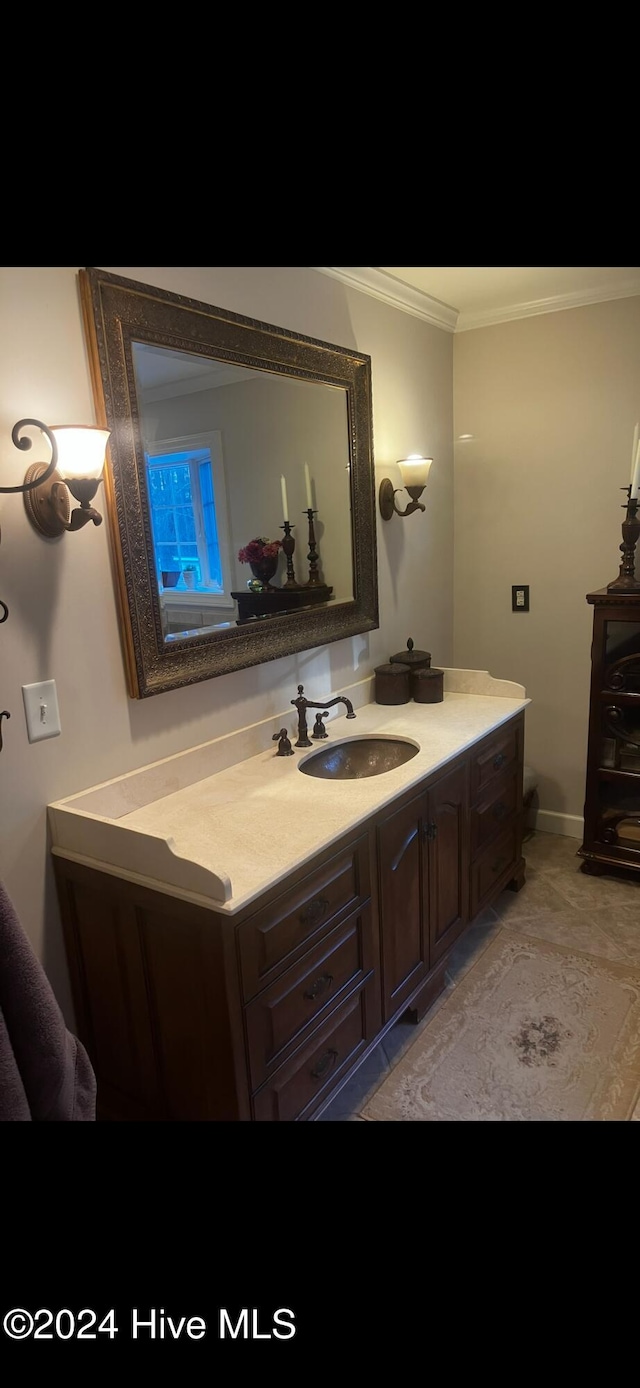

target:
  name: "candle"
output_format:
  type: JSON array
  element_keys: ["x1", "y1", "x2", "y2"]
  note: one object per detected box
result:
[
  {"x1": 632, "y1": 423, "x2": 639, "y2": 479},
  {"x1": 280, "y1": 474, "x2": 289, "y2": 522},
  {"x1": 304, "y1": 462, "x2": 313, "y2": 510},
  {"x1": 631, "y1": 438, "x2": 640, "y2": 502}
]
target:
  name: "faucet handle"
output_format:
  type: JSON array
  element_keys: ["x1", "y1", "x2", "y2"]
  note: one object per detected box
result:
[
  {"x1": 312, "y1": 711, "x2": 330, "y2": 740},
  {"x1": 272, "y1": 728, "x2": 294, "y2": 756}
]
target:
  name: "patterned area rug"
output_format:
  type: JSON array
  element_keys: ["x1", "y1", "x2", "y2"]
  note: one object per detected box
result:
[{"x1": 361, "y1": 930, "x2": 640, "y2": 1121}]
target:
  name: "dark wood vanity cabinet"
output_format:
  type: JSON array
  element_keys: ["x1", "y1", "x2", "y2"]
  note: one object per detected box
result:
[
  {"x1": 377, "y1": 791, "x2": 429, "y2": 1021},
  {"x1": 579, "y1": 589, "x2": 640, "y2": 876},
  {"x1": 54, "y1": 713, "x2": 525, "y2": 1121},
  {"x1": 426, "y1": 762, "x2": 470, "y2": 966},
  {"x1": 469, "y1": 718, "x2": 525, "y2": 912},
  {"x1": 377, "y1": 760, "x2": 469, "y2": 1024}
]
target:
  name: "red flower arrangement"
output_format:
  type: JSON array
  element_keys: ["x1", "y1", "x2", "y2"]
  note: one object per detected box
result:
[{"x1": 238, "y1": 537, "x2": 282, "y2": 564}]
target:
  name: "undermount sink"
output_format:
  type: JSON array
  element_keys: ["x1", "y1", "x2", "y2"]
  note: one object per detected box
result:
[{"x1": 299, "y1": 736, "x2": 420, "y2": 780}]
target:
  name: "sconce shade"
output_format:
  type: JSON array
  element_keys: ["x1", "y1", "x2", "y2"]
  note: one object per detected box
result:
[
  {"x1": 397, "y1": 455, "x2": 432, "y2": 490},
  {"x1": 51, "y1": 426, "x2": 110, "y2": 481},
  {"x1": 379, "y1": 453, "x2": 433, "y2": 520}
]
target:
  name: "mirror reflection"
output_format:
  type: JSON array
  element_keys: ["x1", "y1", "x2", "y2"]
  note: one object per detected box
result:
[
  {"x1": 131, "y1": 343, "x2": 354, "y2": 642},
  {"x1": 79, "y1": 265, "x2": 378, "y2": 698}
]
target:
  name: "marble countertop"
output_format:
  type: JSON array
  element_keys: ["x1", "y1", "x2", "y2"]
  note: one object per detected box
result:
[{"x1": 49, "y1": 671, "x2": 528, "y2": 916}]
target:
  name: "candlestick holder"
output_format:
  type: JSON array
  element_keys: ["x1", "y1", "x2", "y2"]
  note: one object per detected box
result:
[
  {"x1": 304, "y1": 508, "x2": 322, "y2": 586},
  {"x1": 280, "y1": 521, "x2": 301, "y2": 588},
  {"x1": 607, "y1": 489, "x2": 640, "y2": 593}
]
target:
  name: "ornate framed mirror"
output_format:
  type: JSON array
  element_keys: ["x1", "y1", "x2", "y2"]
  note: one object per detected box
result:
[{"x1": 80, "y1": 267, "x2": 379, "y2": 698}]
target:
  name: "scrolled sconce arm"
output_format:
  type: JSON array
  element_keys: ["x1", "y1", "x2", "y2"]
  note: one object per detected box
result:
[
  {"x1": 1, "y1": 420, "x2": 58, "y2": 494},
  {"x1": 391, "y1": 489, "x2": 427, "y2": 517},
  {"x1": 379, "y1": 478, "x2": 427, "y2": 521}
]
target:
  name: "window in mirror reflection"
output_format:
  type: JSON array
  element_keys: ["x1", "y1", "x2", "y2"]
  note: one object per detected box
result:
[
  {"x1": 148, "y1": 447, "x2": 224, "y2": 592},
  {"x1": 146, "y1": 430, "x2": 235, "y2": 639}
]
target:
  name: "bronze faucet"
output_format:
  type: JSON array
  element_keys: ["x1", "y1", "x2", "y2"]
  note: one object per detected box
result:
[{"x1": 292, "y1": 684, "x2": 356, "y2": 748}]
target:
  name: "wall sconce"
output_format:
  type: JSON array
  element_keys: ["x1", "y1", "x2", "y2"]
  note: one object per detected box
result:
[
  {"x1": 379, "y1": 455, "x2": 433, "y2": 521},
  {"x1": 0, "y1": 419, "x2": 110, "y2": 537}
]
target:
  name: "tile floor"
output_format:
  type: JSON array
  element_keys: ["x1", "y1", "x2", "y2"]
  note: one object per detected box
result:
[{"x1": 317, "y1": 829, "x2": 640, "y2": 1120}]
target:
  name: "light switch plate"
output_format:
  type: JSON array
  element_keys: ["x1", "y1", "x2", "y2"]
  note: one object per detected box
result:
[{"x1": 22, "y1": 680, "x2": 61, "y2": 742}]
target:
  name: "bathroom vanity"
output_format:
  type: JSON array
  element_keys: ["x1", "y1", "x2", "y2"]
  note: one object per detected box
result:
[{"x1": 49, "y1": 671, "x2": 528, "y2": 1121}]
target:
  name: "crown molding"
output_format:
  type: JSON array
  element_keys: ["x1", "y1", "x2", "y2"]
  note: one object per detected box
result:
[
  {"x1": 312, "y1": 267, "x2": 459, "y2": 332},
  {"x1": 313, "y1": 267, "x2": 640, "y2": 334},
  {"x1": 455, "y1": 278, "x2": 640, "y2": 332}
]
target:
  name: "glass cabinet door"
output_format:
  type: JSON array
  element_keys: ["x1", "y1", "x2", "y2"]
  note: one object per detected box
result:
[
  {"x1": 603, "y1": 620, "x2": 640, "y2": 693},
  {"x1": 597, "y1": 781, "x2": 640, "y2": 847},
  {"x1": 599, "y1": 703, "x2": 640, "y2": 772}
]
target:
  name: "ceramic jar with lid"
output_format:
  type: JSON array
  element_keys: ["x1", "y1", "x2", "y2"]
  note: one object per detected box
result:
[
  {"x1": 374, "y1": 662, "x2": 411, "y2": 704},
  {"x1": 389, "y1": 638, "x2": 432, "y2": 673},
  {"x1": 411, "y1": 665, "x2": 444, "y2": 703}
]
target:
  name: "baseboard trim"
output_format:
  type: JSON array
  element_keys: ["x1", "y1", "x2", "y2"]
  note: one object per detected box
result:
[{"x1": 527, "y1": 808, "x2": 584, "y2": 839}]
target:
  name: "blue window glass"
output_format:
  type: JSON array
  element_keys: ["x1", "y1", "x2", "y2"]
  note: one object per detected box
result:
[{"x1": 147, "y1": 448, "x2": 224, "y2": 593}]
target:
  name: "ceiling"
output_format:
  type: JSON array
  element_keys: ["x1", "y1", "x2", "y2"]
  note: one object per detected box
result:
[
  {"x1": 315, "y1": 267, "x2": 640, "y2": 332},
  {"x1": 133, "y1": 343, "x2": 258, "y2": 397}
]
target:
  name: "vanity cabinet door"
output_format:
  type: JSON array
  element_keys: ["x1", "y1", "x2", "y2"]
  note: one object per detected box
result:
[
  {"x1": 426, "y1": 761, "x2": 469, "y2": 965},
  {"x1": 469, "y1": 716, "x2": 524, "y2": 914},
  {"x1": 377, "y1": 790, "x2": 429, "y2": 1022},
  {"x1": 377, "y1": 761, "x2": 471, "y2": 1022}
]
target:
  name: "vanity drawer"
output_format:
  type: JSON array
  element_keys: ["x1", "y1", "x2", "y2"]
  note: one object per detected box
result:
[
  {"x1": 470, "y1": 723, "x2": 520, "y2": 803},
  {"x1": 252, "y1": 975, "x2": 378, "y2": 1122},
  {"x1": 237, "y1": 833, "x2": 371, "y2": 1002},
  {"x1": 470, "y1": 772, "x2": 518, "y2": 858},
  {"x1": 470, "y1": 820, "x2": 518, "y2": 917},
  {"x1": 245, "y1": 903, "x2": 375, "y2": 1091}
]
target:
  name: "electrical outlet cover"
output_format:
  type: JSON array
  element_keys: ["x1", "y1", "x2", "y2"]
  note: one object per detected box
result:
[{"x1": 511, "y1": 585, "x2": 530, "y2": 612}]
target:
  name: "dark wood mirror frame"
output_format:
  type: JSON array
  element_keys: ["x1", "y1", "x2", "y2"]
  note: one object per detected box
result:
[{"x1": 79, "y1": 267, "x2": 379, "y2": 699}]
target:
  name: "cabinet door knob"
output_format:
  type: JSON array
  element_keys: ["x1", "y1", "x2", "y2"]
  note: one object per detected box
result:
[
  {"x1": 493, "y1": 801, "x2": 508, "y2": 820},
  {"x1": 422, "y1": 821, "x2": 438, "y2": 841},
  {"x1": 299, "y1": 896, "x2": 330, "y2": 930},
  {"x1": 310, "y1": 1048, "x2": 338, "y2": 1081},
  {"x1": 303, "y1": 972, "x2": 334, "y2": 1002},
  {"x1": 493, "y1": 751, "x2": 507, "y2": 770}
]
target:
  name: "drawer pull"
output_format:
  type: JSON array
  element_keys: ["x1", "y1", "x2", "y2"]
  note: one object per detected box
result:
[
  {"x1": 299, "y1": 896, "x2": 330, "y2": 930},
  {"x1": 492, "y1": 801, "x2": 508, "y2": 820},
  {"x1": 310, "y1": 1048, "x2": 338, "y2": 1081},
  {"x1": 422, "y1": 821, "x2": 438, "y2": 841},
  {"x1": 303, "y1": 972, "x2": 334, "y2": 1002},
  {"x1": 491, "y1": 854, "x2": 508, "y2": 874},
  {"x1": 493, "y1": 752, "x2": 507, "y2": 770}
]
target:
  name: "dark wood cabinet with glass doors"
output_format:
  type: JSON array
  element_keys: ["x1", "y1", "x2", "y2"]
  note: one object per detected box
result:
[{"x1": 579, "y1": 589, "x2": 640, "y2": 876}]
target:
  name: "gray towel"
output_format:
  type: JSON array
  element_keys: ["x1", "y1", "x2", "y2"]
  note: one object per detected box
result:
[{"x1": 0, "y1": 880, "x2": 96, "y2": 1121}]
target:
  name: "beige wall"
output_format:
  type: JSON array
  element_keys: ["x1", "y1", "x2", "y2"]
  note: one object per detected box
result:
[
  {"x1": 0, "y1": 266, "x2": 453, "y2": 1019},
  {"x1": 453, "y1": 296, "x2": 640, "y2": 831}
]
